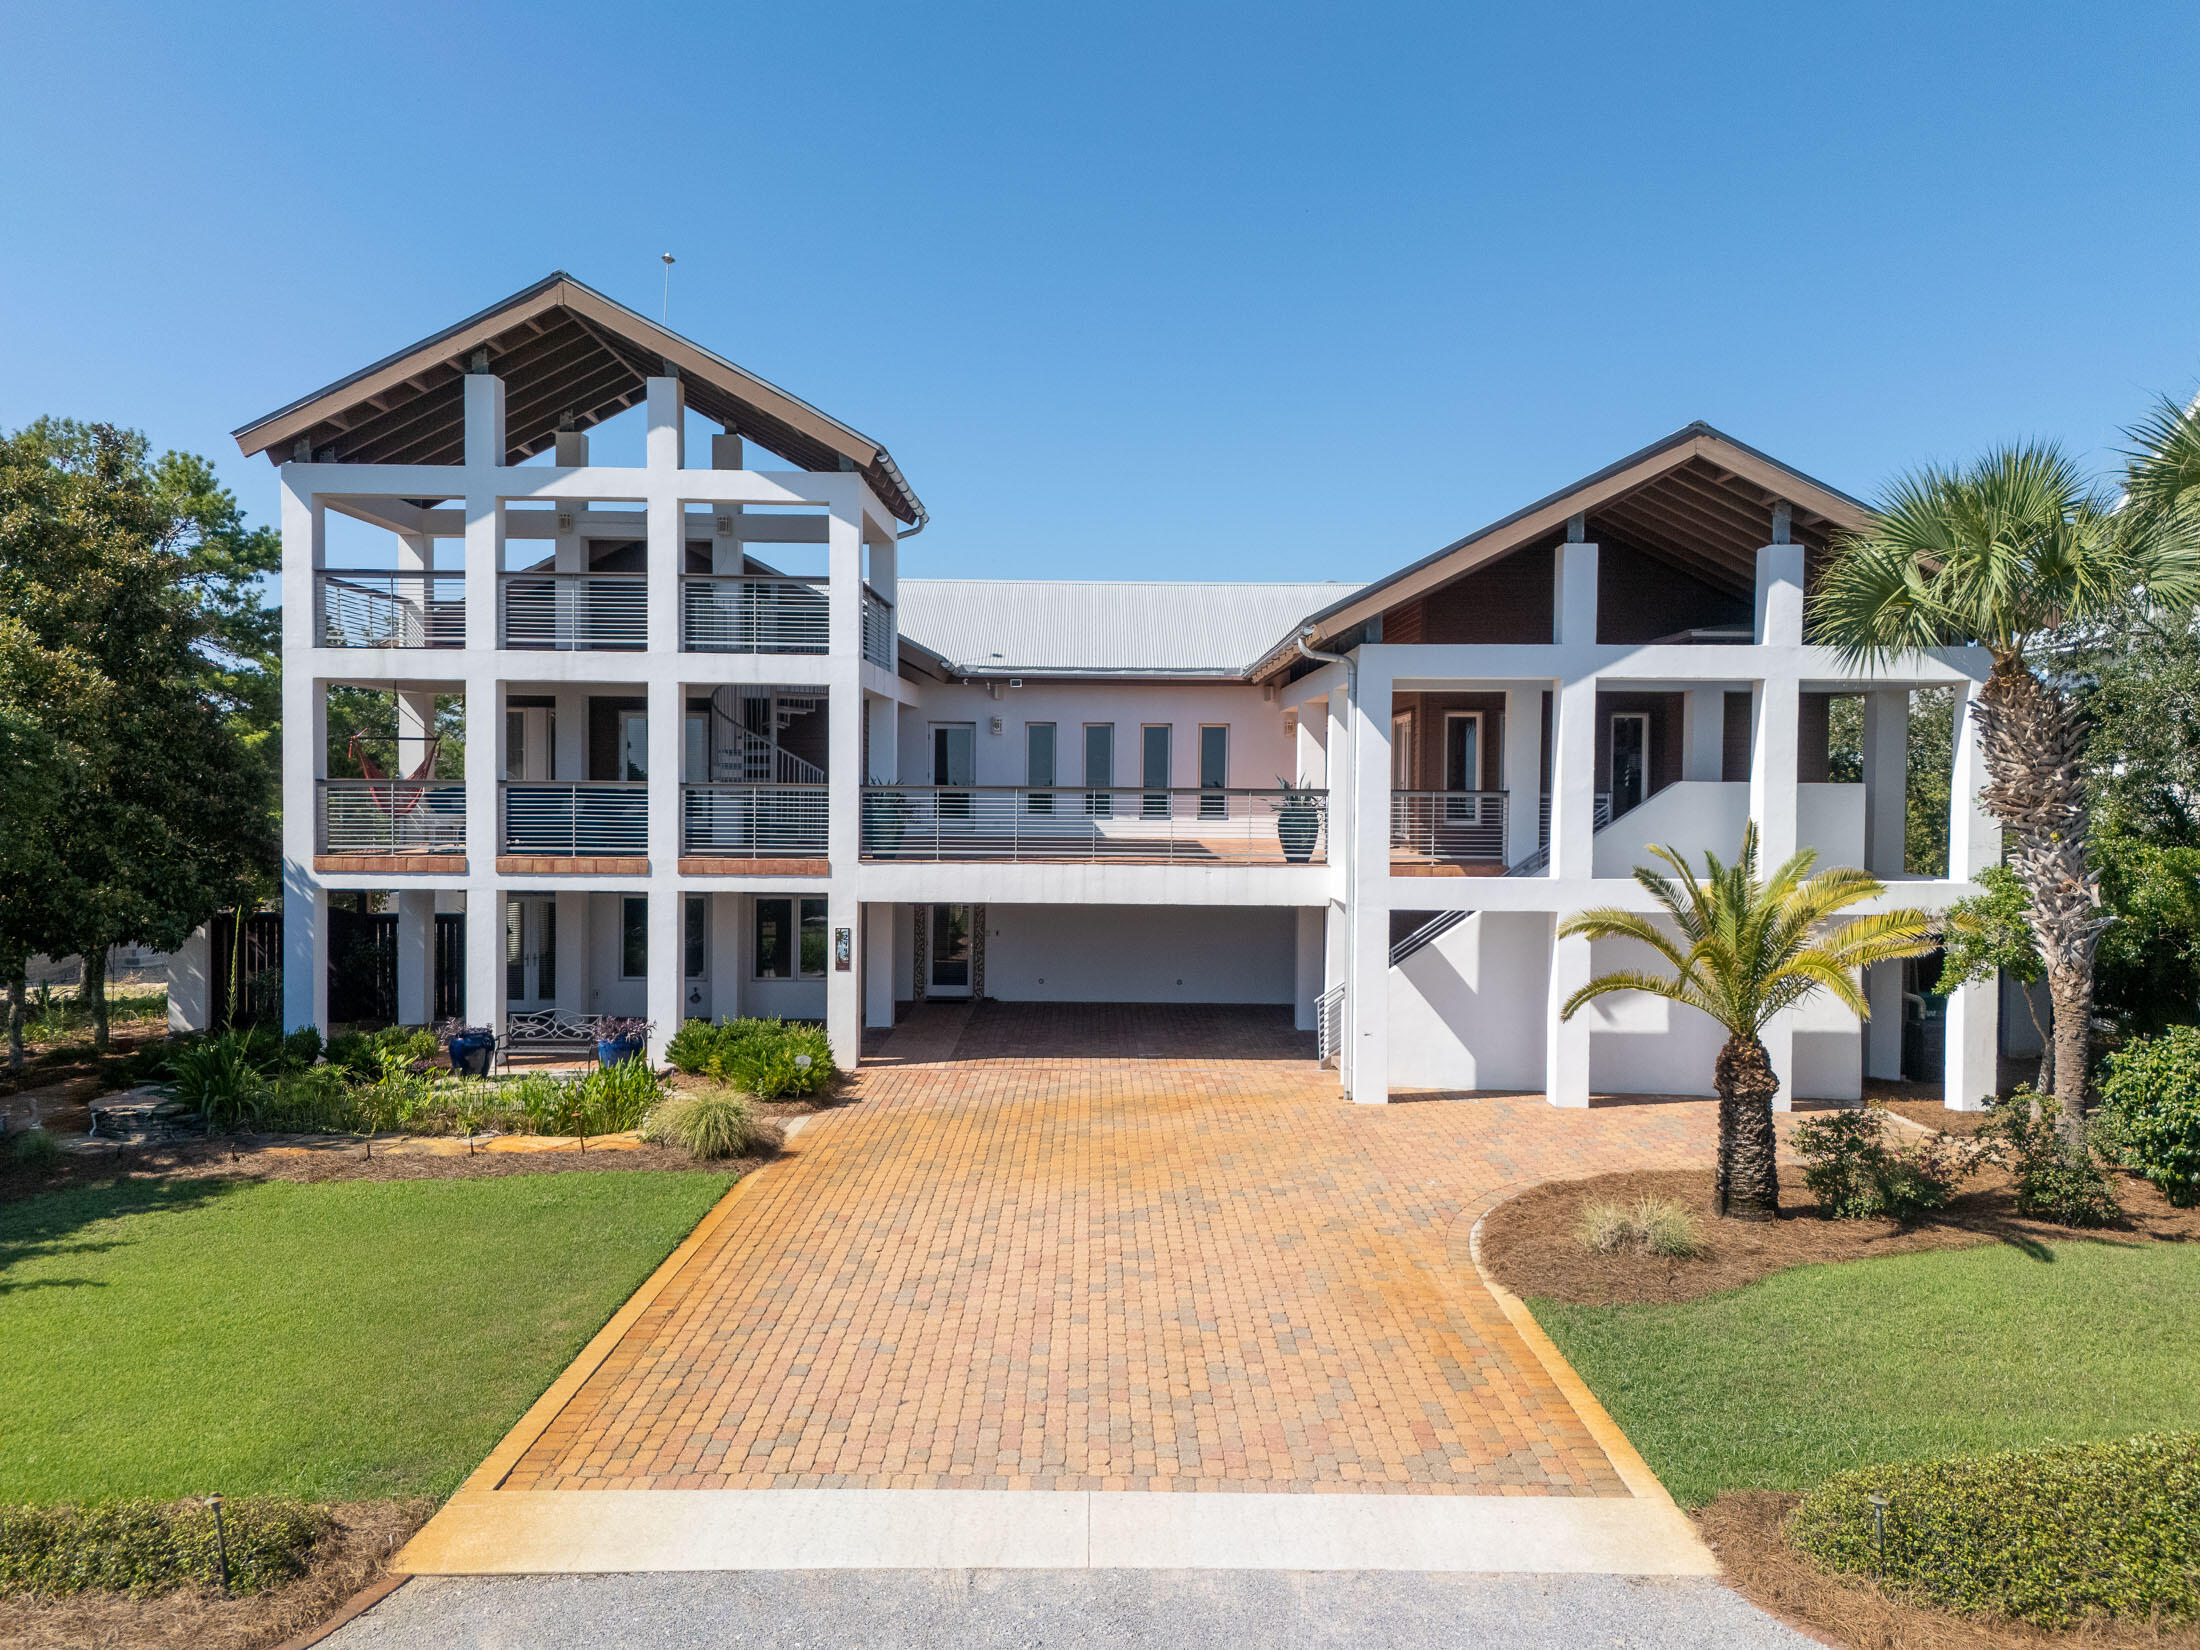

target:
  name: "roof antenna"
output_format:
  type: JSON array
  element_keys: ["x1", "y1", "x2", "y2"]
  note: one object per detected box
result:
[{"x1": 660, "y1": 253, "x2": 675, "y2": 323}]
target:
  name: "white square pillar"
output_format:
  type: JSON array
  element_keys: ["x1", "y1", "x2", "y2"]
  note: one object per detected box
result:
[
  {"x1": 1325, "y1": 689, "x2": 1352, "y2": 906},
  {"x1": 646, "y1": 889, "x2": 682, "y2": 1064},
  {"x1": 466, "y1": 887, "x2": 505, "y2": 1045},
  {"x1": 646, "y1": 375, "x2": 686, "y2": 470},
  {"x1": 1548, "y1": 675, "x2": 1599, "y2": 879},
  {"x1": 645, "y1": 377, "x2": 684, "y2": 655},
  {"x1": 1294, "y1": 906, "x2": 1323, "y2": 1031},
  {"x1": 465, "y1": 680, "x2": 505, "y2": 879},
  {"x1": 553, "y1": 890, "x2": 589, "y2": 1015},
  {"x1": 462, "y1": 375, "x2": 505, "y2": 653},
  {"x1": 647, "y1": 677, "x2": 683, "y2": 874},
  {"x1": 1681, "y1": 688, "x2": 1726, "y2": 783},
  {"x1": 1754, "y1": 542, "x2": 1805, "y2": 647},
  {"x1": 1864, "y1": 959, "x2": 1904, "y2": 1081},
  {"x1": 863, "y1": 903, "x2": 895, "y2": 1029},
  {"x1": 1749, "y1": 675, "x2": 1801, "y2": 865},
  {"x1": 1502, "y1": 685, "x2": 1545, "y2": 867},
  {"x1": 865, "y1": 694, "x2": 899, "y2": 783},
  {"x1": 826, "y1": 887, "x2": 862, "y2": 1070},
  {"x1": 282, "y1": 873, "x2": 328, "y2": 1035},
  {"x1": 1862, "y1": 688, "x2": 1909, "y2": 877},
  {"x1": 395, "y1": 890, "x2": 434, "y2": 1026},
  {"x1": 1346, "y1": 655, "x2": 1393, "y2": 1102},
  {"x1": 1554, "y1": 538, "x2": 1599, "y2": 646},
  {"x1": 1546, "y1": 924, "x2": 1590, "y2": 1108},
  {"x1": 1295, "y1": 699, "x2": 1327, "y2": 788}
]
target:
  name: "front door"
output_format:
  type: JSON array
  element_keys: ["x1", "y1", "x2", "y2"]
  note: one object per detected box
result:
[
  {"x1": 928, "y1": 904, "x2": 973, "y2": 998},
  {"x1": 1609, "y1": 712, "x2": 1650, "y2": 817},
  {"x1": 932, "y1": 722, "x2": 975, "y2": 819},
  {"x1": 505, "y1": 896, "x2": 556, "y2": 1008}
]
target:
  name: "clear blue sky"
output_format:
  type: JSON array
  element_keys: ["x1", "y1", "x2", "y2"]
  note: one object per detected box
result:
[{"x1": 4, "y1": 1, "x2": 2197, "y2": 583}]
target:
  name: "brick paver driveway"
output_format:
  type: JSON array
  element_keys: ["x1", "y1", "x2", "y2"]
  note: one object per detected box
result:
[{"x1": 500, "y1": 1004, "x2": 1724, "y2": 1498}]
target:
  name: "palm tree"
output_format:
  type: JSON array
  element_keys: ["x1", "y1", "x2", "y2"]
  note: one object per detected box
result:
[
  {"x1": 1559, "y1": 826, "x2": 1934, "y2": 1220},
  {"x1": 1810, "y1": 442, "x2": 2200, "y2": 1135}
]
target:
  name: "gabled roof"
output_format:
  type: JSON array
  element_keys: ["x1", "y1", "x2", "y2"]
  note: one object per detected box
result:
[
  {"x1": 232, "y1": 272, "x2": 925, "y2": 526},
  {"x1": 897, "y1": 580, "x2": 1362, "y2": 678},
  {"x1": 1249, "y1": 421, "x2": 1872, "y2": 678}
]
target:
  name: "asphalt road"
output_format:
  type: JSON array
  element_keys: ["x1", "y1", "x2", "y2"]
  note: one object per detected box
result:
[{"x1": 323, "y1": 1570, "x2": 1823, "y2": 1649}]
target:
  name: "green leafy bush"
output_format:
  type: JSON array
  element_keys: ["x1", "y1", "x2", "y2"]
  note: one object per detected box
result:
[
  {"x1": 1789, "y1": 1433, "x2": 2200, "y2": 1626},
  {"x1": 164, "y1": 1035, "x2": 269, "y2": 1132},
  {"x1": 663, "y1": 1018, "x2": 725, "y2": 1075},
  {"x1": 0, "y1": 1497, "x2": 329, "y2": 1598},
  {"x1": 327, "y1": 1026, "x2": 436, "y2": 1080},
  {"x1": 1793, "y1": 1105, "x2": 1980, "y2": 1222},
  {"x1": 10, "y1": 1127, "x2": 61, "y2": 1168},
  {"x1": 1983, "y1": 1094, "x2": 2124, "y2": 1227},
  {"x1": 705, "y1": 1020, "x2": 835, "y2": 1098},
  {"x1": 642, "y1": 1088, "x2": 768, "y2": 1160},
  {"x1": 258, "y1": 1064, "x2": 359, "y2": 1133},
  {"x1": 2099, "y1": 1026, "x2": 2200, "y2": 1207},
  {"x1": 576, "y1": 1057, "x2": 664, "y2": 1133}
]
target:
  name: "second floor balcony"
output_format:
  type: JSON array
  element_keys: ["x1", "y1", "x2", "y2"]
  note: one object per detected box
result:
[
  {"x1": 502, "y1": 781, "x2": 648, "y2": 854},
  {"x1": 859, "y1": 785, "x2": 1326, "y2": 866},
  {"x1": 317, "y1": 778, "x2": 466, "y2": 856}
]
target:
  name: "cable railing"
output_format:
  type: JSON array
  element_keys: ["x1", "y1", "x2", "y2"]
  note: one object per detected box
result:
[
  {"x1": 1389, "y1": 790, "x2": 1508, "y2": 863},
  {"x1": 681, "y1": 575, "x2": 830, "y2": 653},
  {"x1": 1509, "y1": 792, "x2": 1616, "y2": 876},
  {"x1": 501, "y1": 782, "x2": 648, "y2": 854},
  {"x1": 317, "y1": 571, "x2": 465, "y2": 649},
  {"x1": 317, "y1": 779, "x2": 466, "y2": 854},
  {"x1": 861, "y1": 585, "x2": 895, "y2": 670},
  {"x1": 1316, "y1": 982, "x2": 1346, "y2": 1068},
  {"x1": 682, "y1": 784, "x2": 829, "y2": 857},
  {"x1": 499, "y1": 572, "x2": 647, "y2": 650},
  {"x1": 859, "y1": 786, "x2": 1326, "y2": 864}
]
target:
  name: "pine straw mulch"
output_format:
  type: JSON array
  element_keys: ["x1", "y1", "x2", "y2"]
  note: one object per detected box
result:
[
  {"x1": 0, "y1": 1499, "x2": 432, "y2": 1650},
  {"x1": 1479, "y1": 1165, "x2": 2200, "y2": 1307},
  {"x1": 1696, "y1": 1491, "x2": 2200, "y2": 1650}
]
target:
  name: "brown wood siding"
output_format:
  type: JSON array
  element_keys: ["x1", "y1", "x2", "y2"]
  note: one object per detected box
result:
[
  {"x1": 1722, "y1": 690, "x2": 1753, "y2": 782},
  {"x1": 1798, "y1": 692, "x2": 1832, "y2": 784},
  {"x1": 1596, "y1": 542, "x2": 1754, "y2": 644},
  {"x1": 1383, "y1": 598, "x2": 1426, "y2": 644},
  {"x1": 1393, "y1": 692, "x2": 1507, "y2": 791},
  {"x1": 1418, "y1": 544, "x2": 1556, "y2": 644},
  {"x1": 588, "y1": 696, "x2": 647, "y2": 780}
]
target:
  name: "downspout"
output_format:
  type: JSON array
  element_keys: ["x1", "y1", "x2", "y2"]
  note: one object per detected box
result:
[{"x1": 1296, "y1": 627, "x2": 1356, "y2": 1081}]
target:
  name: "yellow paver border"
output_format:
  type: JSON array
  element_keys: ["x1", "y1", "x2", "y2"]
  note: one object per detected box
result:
[{"x1": 1466, "y1": 1192, "x2": 1685, "y2": 1515}]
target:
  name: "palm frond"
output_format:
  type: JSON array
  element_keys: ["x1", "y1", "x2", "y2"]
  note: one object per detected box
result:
[{"x1": 1561, "y1": 969, "x2": 1713, "y2": 1023}]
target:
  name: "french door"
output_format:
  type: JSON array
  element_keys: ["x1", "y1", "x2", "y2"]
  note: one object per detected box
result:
[
  {"x1": 1609, "y1": 712, "x2": 1650, "y2": 817},
  {"x1": 505, "y1": 896, "x2": 556, "y2": 1007},
  {"x1": 928, "y1": 904, "x2": 973, "y2": 998}
]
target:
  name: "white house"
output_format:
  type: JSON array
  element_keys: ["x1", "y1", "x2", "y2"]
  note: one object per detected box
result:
[{"x1": 195, "y1": 272, "x2": 2000, "y2": 1107}]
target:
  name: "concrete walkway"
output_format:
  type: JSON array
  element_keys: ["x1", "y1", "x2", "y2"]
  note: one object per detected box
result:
[{"x1": 326, "y1": 1570, "x2": 1822, "y2": 1649}]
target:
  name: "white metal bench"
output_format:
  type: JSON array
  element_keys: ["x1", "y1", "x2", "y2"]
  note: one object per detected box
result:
[{"x1": 499, "y1": 1010, "x2": 607, "y2": 1064}]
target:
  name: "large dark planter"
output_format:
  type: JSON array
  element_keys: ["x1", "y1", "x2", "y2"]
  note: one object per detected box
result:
[
  {"x1": 448, "y1": 1032, "x2": 495, "y2": 1076},
  {"x1": 1277, "y1": 806, "x2": 1319, "y2": 863},
  {"x1": 597, "y1": 1035, "x2": 645, "y2": 1067}
]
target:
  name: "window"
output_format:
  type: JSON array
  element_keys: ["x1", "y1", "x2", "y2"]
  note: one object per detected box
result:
[
  {"x1": 1391, "y1": 711, "x2": 1415, "y2": 790},
  {"x1": 1199, "y1": 725, "x2": 1228, "y2": 819},
  {"x1": 621, "y1": 896, "x2": 647, "y2": 978},
  {"x1": 1026, "y1": 722, "x2": 1055, "y2": 813},
  {"x1": 1141, "y1": 725, "x2": 1171, "y2": 818},
  {"x1": 539, "y1": 901, "x2": 556, "y2": 998},
  {"x1": 506, "y1": 899, "x2": 525, "y2": 999},
  {"x1": 506, "y1": 709, "x2": 526, "y2": 783},
  {"x1": 756, "y1": 896, "x2": 829, "y2": 980},
  {"x1": 1084, "y1": 723, "x2": 1114, "y2": 816},
  {"x1": 685, "y1": 713, "x2": 708, "y2": 784},
  {"x1": 1610, "y1": 712, "x2": 1650, "y2": 817},
  {"x1": 685, "y1": 894, "x2": 706, "y2": 979},
  {"x1": 932, "y1": 722, "x2": 975, "y2": 820},
  {"x1": 1443, "y1": 713, "x2": 1481, "y2": 793},
  {"x1": 620, "y1": 712, "x2": 648, "y2": 781}
]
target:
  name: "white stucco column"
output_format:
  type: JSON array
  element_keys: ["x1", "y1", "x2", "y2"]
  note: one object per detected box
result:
[
  {"x1": 1944, "y1": 675, "x2": 2001, "y2": 1109},
  {"x1": 1294, "y1": 906, "x2": 1323, "y2": 1031},
  {"x1": 645, "y1": 377, "x2": 684, "y2": 655},
  {"x1": 823, "y1": 488, "x2": 865, "y2": 1071},
  {"x1": 1864, "y1": 960, "x2": 1905, "y2": 1082},
  {"x1": 646, "y1": 889, "x2": 681, "y2": 1063},
  {"x1": 167, "y1": 926, "x2": 211, "y2": 1033},
  {"x1": 282, "y1": 874, "x2": 328, "y2": 1035},
  {"x1": 1325, "y1": 688, "x2": 1352, "y2": 913},
  {"x1": 1862, "y1": 688, "x2": 1909, "y2": 877},
  {"x1": 1681, "y1": 688, "x2": 1726, "y2": 783},
  {"x1": 1754, "y1": 541, "x2": 1805, "y2": 648},
  {"x1": 462, "y1": 375, "x2": 504, "y2": 653},
  {"x1": 1502, "y1": 685, "x2": 1545, "y2": 868},
  {"x1": 553, "y1": 889, "x2": 589, "y2": 1016},
  {"x1": 1749, "y1": 674, "x2": 1801, "y2": 867},
  {"x1": 1547, "y1": 675, "x2": 1598, "y2": 879},
  {"x1": 708, "y1": 892, "x2": 741, "y2": 1022},
  {"x1": 646, "y1": 676, "x2": 683, "y2": 875},
  {"x1": 1546, "y1": 922, "x2": 1590, "y2": 1108},
  {"x1": 1554, "y1": 536, "x2": 1599, "y2": 648},
  {"x1": 1295, "y1": 699, "x2": 1327, "y2": 789},
  {"x1": 863, "y1": 903, "x2": 895, "y2": 1029},
  {"x1": 464, "y1": 678, "x2": 504, "y2": 903},
  {"x1": 1347, "y1": 653, "x2": 1393, "y2": 1102},
  {"x1": 865, "y1": 694, "x2": 898, "y2": 783},
  {"x1": 395, "y1": 890, "x2": 434, "y2": 1026},
  {"x1": 466, "y1": 886, "x2": 504, "y2": 1046},
  {"x1": 827, "y1": 886, "x2": 861, "y2": 1068}
]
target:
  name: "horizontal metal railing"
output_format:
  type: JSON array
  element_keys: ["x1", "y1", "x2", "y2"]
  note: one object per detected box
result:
[
  {"x1": 1390, "y1": 790, "x2": 1508, "y2": 862},
  {"x1": 682, "y1": 575, "x2": 830, "y2": 653},
  {"x1": 1510, "y1": 792, "x2": 1617, "y2": 876},
  {"x1": 859, "y1": 786, "x2": 1327, "y2": 864},
  {"x1": 318, "y1": 571, "x2": 465, "y2": 649},
  {"x1": 682, "y1": 784, "x2": 829, "y2": 857},
  {"x1": 318, "y1": 779, "x2": 466, "y2": 854},
  {"x1": 499, "y1": 572, "x2": 647, "y2": 650},
  {"x1": 501, "y1": 782, "x2": 648, "y2": 854},
  {"x1": 861, "y1": 585, "x2": 895, "y2": 670}
]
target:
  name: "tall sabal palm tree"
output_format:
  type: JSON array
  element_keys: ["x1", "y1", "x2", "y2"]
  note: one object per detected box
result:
[
  {"x1": 1560, "y1": 826, "x2": 1933, "y2": 1220},
  {"x1": 1810, "y1": 441, "x2": 2200, "y2": 1134}
]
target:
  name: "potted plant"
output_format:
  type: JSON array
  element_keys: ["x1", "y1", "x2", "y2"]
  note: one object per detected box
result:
[
  {"x1": 595, "y1": 1016, "x2": 652, "y2": 1067},
  {"x1": 441, "y1": 1019, "x2": 496, "y2": 1077},
  {"x1": 1271, "y1": 776, "x2": 1323, "y2": 863}
]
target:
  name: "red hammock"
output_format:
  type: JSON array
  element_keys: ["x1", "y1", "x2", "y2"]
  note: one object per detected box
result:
[{"x1": 349, "y1": 733, "x2": 442, "y2": 817}]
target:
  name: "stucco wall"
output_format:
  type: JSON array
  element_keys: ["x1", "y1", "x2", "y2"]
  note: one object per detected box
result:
[
  {"x1": 982, "y1": 903, "x2": 1297, "y2": 1003},
  {"x1": 895, "y1": 680, "x2": 1297, "y2": 790},
  {"x1": 1389, "y1": 911, "x2": 1551, "y2": 1090}
]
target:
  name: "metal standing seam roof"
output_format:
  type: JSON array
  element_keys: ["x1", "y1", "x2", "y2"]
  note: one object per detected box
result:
[{"x1": 894, "y1": 580, "x2": 1363, "y2": 677}]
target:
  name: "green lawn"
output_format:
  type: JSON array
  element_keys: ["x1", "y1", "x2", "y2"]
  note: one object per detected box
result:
[
  {"x1": 1534, "y1": 1240, "x2": 2200, "y2": 1507},
  {"x1": 0, "y1": 1171, "x2": 732, "y2": 1503}
]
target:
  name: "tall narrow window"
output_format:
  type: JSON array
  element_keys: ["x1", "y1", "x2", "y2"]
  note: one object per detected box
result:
[
  {"x1": 1026, "y1": 722, "x2": 1056, "y2": 814},
  {"x1": 538, "y1": 901, "x2": 556, "y2": 999},
  {"x1": 505, "y1": 710, "x2": 526, "y2": 782},
  {"x1": 1199, "y1": 725, "x2": 1228, "y2": 820},
  {"x1": 506, "y1": 899, "x2": 525, "y2": 999},
  {"x1": 755, "y1": 897, "x2": 792, "y2": 980},
  {"x1": 799, "y1": 896, "x2": 828, "y2": 978},
  {"x1": 932, "y1": 722, "x2": 975, "y2": 820},
  {"x1": 685, "y1": 894, "x2": 706, "y2": 979},
  {"x1": 621, "y1": 896, "x2": 648, "y2": 978},
  {"x1": 620, "y1": 712, "x2": 648, "y2": 781},
  {"x1": 685, "y1": 713, "x2": 708, "y2": 784},
  {"x1": 1141, "y1": 725, "x2": 1171, "y2": 819},
  {"x1": 1084, "y1": 723, "x2": 1114, "y2": 817},
  {"x1": 1609, "y1": 712, "x2": 1650, "y2": 818},
  {"x1": 1391, "y1": 711, "x2": 1415, "y2": 790}
]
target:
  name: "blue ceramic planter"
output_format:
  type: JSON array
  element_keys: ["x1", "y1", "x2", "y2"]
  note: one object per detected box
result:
[
  {"x1": 597, "y1": 1035, "x2": 644, "y2": 1067},
  {"x1": 448, "y1": 1032, "x2": 495, "y2": 1076}
]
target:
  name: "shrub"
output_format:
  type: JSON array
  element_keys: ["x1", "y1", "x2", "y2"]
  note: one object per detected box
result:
[
  {"x1": 642, "y1": 1088, "x2": 767, "y2": 1160},
  {"x1": 258, "y1": 1064, "x2": 361, "y2": 1133},
  {"x1": 1983, "y1": 1094, "x2": 2124, "y2": 1227},
  {"x1": 1575, "y1": 1196, "x2": 1703, "y2": 1258},
  {"x1": 10, "y1": 1127, "x2": 61, "y2": 1169},
  {"x1": 1794, "y1": 1105, "x2": 1979, "y2": 1223},
  {"x1": 0, "y1": 1497, "x2": 329, "y2": 1598},
  {"x1": 164, "y1": 1035, "x2": 269, "y2": 1132},
  {"x1": 2099, "y1": 1026, "x2": 2200, "y2": 1208},
  {"x1": 706, "y1": 1019, "x2": 835, "y2": 1098},
  {"x1": 279, "y1": 1027, "x2": 324, "y2": 1070},
  {"x1": 664, "y1": 1018, "x2": 725, "y2": 1075},
  {"x1": 576, "y1": 1057, "x2": 665, "y2": 1133},
  {"x1": 1788, "y1": 1433, "x2": 2200, "y2": 1626}
]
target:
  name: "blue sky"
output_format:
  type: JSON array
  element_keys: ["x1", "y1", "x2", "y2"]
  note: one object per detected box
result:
[{"x1": 4, "y1": 1, "x2": 2197, "y2": 583}]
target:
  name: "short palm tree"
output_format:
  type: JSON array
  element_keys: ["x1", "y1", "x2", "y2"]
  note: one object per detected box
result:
[
  {"x1": 1559, "y1": 826, "x2": 1933, "y2": 1220},
  {"x1": 1810, "y1": 440, "x2": 2200, "y2": 1133}
]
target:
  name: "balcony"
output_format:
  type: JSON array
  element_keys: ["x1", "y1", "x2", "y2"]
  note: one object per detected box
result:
[
  {"x1": 500, "y1": 782, "x2": 648, "y2": 869},
  {"x1": 682, "y1": 575, "x2": 829, "y2": 654},
  {"x1": 317, "y1": 571, "x2": 464, "y2": 649},
  {"x1": 500, "y1": 571, "x2": 646, "y2": 650},
  {"x1": 682, "y1": 783, "x2": 829, "y2": 870},
  {"x1": 1391, "y1": 790, "x2": 1507, "y2": 874},
  {"x1": 861, "y1": 585, "x2": 895, "y2": 670},
  {"x1": 315, "y1": 778, "x2": 465, "y2": 871},
  {"x1": 859, "y1": 786, "x2": 1326, "y2": 865}
]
